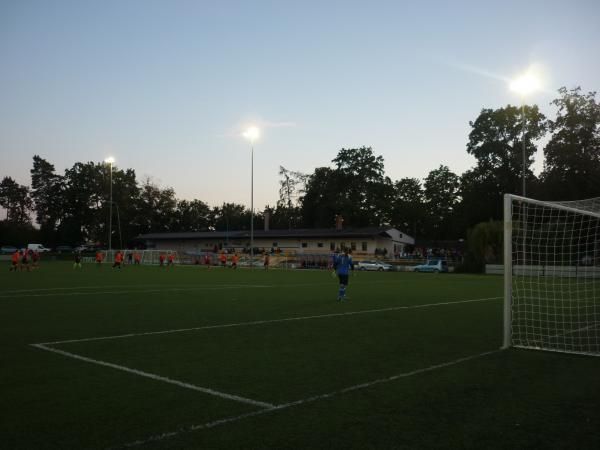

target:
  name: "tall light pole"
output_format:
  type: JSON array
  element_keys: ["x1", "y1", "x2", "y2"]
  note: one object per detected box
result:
[
  {"x1": 243, "y1": 126, "x2": 260, "y2": 267},
  {"x1": 509, "y1": 71, "x2": 540, "y2": 196},
  {"x1": 105, "y1": 157, "x2": 115, "y2": 251}
]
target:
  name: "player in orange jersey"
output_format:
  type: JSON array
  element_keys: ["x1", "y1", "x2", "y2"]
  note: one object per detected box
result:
[
  {"x1": 95, "y1": 251, "x2": 104, "y2": 267},
  {"x1": 112, "y1": 251, "x2": 123, "y2": 269},
  {"x1": 9, "y1": 250, "x2": 20, "y2": 272}
]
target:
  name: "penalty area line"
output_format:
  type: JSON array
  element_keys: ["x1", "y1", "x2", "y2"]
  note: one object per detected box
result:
[
  {"x1": 0, "y1": 282, "x2": 336, "y2": 299},
  {"x1": 30, "y1": 343, "x2": 275, "y2": 409},
  {"x1": 37, "y1": 296, "x2": 502, "y2": 346},
  {"x1": 0, "y1": 284, "x2": 273, "y2": 299},
  {"x1": 113, "y1": 349, "x2": 502, "y2": 449}
]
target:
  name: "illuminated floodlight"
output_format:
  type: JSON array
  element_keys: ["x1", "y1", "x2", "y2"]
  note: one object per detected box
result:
[
  {"x1": 243, "y1": 126, "x2": 260, "y2": 142},
  {"x1": 509, "y1": 72, "x2": 541, "y2": 96},
  {"x1": 104, "y1": 156, "x2": 115, "y2": 164}
]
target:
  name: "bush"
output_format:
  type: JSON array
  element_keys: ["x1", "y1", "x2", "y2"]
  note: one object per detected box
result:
[{"x1": 455, "y1": 221, "x2": 503, "y2": 273}]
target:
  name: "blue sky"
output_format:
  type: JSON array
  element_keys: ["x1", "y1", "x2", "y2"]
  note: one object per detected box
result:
[{"x1": 1, "y1": 0, "x2": 599, "y2": 209}]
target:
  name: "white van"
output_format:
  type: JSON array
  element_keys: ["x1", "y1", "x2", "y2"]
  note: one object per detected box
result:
[{"x1": 27, "y1": 244, "x2": 51, "y2": 253}]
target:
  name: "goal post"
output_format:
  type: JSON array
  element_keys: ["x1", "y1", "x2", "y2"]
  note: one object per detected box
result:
[{"x1": 503, "y1": 194, "x2": 600, "y2": 356}]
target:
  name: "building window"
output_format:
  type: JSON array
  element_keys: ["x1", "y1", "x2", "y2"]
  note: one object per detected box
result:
[
  {"x1": 317, "y1": 242, "x2": 324, "y2": 248},
  {"x1": 351, "y1": 242, "x2": 357, "y2": 251},
  {"x1": 330, "y1": 242, "x2": 336, "y2": 251},
  {"x1": 301, "y1": 242, "x2": 308, "y2": 248},
  {"x1": 362, "y1": 242, "x2": 368, "y2": 251}
]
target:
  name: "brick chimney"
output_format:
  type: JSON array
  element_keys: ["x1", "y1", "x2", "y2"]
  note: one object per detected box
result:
[{"x1": 335, "y1": 214, "x2": 344, "y2": 231}]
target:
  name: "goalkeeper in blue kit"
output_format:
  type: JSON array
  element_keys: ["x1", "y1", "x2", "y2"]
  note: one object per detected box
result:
[{"x1": 333, "y1": 249, "x2": 353, "y2": 301}]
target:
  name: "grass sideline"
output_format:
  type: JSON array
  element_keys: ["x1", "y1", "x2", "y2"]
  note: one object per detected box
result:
[{"x1": 1, "y1": 262, "x2": 598, "y2": 449}]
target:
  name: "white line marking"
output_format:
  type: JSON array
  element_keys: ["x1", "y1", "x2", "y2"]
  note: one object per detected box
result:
[
  {"x1": 1, "y1": 275, "x2": 489, "y2": 298},
  {"x1": 30, "y1": 343, "x2": 275, "y2": 409},
  {"x1": 547, "y1": 322, "x2": 600, "y2": 339},
  {"x1": 114, "y1": 349, "x2": 501, "y2": 449},
  {"x1": 0, "y1": 284, "x2": 188, "y2": 294},
  {"x1": 0, "y1": 285, "x2": 275, "y2": 299},
  {"x1": 37, "y1": 296, "x2": 502, "y2": 346},
  {"x1": 0, "y1": 282, "x2": 337, "y2": 299}
]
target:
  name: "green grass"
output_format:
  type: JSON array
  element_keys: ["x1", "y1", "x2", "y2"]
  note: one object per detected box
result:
[{"x1": 1, "y1": 262, "x2": 598, "y2": 449}]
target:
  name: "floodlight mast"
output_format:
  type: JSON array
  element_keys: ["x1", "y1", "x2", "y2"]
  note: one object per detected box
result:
[
  {"x1": 243, "y1": 127, "x2": 260, "y2": 268},
  {"x1": 104, "y1": 157, "x2": 115, "y2": 251},
  {"x1": 509, "y1": 72, "x2": 540, "y2": 196}
]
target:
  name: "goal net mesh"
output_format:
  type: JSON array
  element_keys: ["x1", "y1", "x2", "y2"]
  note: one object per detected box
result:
[{"x1": 506, "y1": 195, "x2": 600, "y2": 356}]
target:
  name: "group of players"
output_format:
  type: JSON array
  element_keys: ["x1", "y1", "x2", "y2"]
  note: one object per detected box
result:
[
  {"x1": 9, "y1": 246, "x2": 352, "y2": 301},
  {"x1": 8, "y1": 249, "x2": 41, "y2": 272},
  {"x1": 204, "y1": 252, "x2": 270, "y2": 270},
  {"x1": 91, "y1": 250, "x2": 142, "y2": 269}
]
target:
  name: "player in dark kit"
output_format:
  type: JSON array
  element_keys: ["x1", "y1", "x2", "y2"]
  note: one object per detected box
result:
[
  {"x1": 333, "y1": 249, "x2": 353, "y2": 301},
  {"x1": 73, "y1": 252, "x2": 82, "y2": 269},
  {"x1": 21, "y1": 250, "x2": 31, "y2": 272}
]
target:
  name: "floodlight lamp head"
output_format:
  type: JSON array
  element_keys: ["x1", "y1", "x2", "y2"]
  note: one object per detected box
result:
[
  {"x1": 243, "y1": 126, "x2": 260, "y2": 142},
  {"x1": 509, "y1": 72, "x2": 541, "y2": 96},
  {"x1": 105, "y1": 157, "x2": 115, "y2": 164}
]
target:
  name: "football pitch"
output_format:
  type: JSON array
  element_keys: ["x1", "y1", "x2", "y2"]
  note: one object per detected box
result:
[{"x1": 2, "y1": 263, "x2": 599, "y2": 449}]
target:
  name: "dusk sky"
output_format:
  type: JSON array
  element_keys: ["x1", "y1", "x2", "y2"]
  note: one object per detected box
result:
[{"x1": 1, "y1": 0, "x2": 599, "y2": 210}]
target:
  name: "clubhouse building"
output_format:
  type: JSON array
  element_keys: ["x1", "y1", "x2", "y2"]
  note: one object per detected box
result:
[{"x1": 140, "y1": 226, "x2": 414, "y2": 257}]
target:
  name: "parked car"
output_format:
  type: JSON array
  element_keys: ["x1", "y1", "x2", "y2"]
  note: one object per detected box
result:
[
  {"x1": 356, "y1": 260, "x2": 393, "y2": 271},
  {"x1": 54, "y1": 245, "x2": 74, "y2": 253},
  {"x1": 27, "y1": 243, "x2": 51, "y2": 252},
  {"x1": 1, "y1": 245, "x2": 18, "y2": 254},
  {"x1": 73, "y1": 245, "x2": 94, "y2": 253},
  {"x1": 413, "y1": 260, "x2": 448, "y2": 273}
]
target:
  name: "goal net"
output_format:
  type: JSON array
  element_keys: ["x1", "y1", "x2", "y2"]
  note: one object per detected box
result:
[
  {"x1": 503, "y1": 194, "x2": 600, "y2": 356},
  {"x1": 102, "y1": 250, "x2": 179, "y2": 265}
]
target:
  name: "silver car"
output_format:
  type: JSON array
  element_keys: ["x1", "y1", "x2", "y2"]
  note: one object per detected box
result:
[{"x1": 356, "y1": 260, "x2": 393, "y2": 271}]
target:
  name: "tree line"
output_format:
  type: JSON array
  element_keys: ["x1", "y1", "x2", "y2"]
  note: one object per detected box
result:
[{"x1": 1, "y1": 86, "x2": 599, "y2": 248}]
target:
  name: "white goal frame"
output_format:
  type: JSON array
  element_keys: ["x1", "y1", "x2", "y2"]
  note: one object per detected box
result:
[{"x1": 503, "y1": 194, "x2": 600, "y2": 356}]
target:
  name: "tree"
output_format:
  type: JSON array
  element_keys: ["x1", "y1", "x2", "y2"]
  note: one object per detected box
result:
[
  {"x1": 300, "y1": 167, "x2": 346, "y2": 228},
  {"x1": 423, "y1": 165, "x2": 460, "y2": 240},
  {"x1": 333, "y1": 147, "x2": 393, "y2": 226},
  {"x1": 174, "y1": 199, "x2": 211, "y2": 232},
  {"x1": 461, "y1": 105, "x2": 547, "y2": 225},
  {"x1": 135, "y1": 178, "x2": 177, "y2": 234},
  {"x1": 390, "y1": 178, "x2": 426, "y2": 237},
  {"x1": 58, "y1": 162, "x2": 105, "y2": 245},
  {"x1": 277, "y1": 166, "x2": 307, "y2": 229},
  {"x1": 0, "y1": 176, "x2": 32, "y2": 224},
  {"x1": 30, "y1": 155, "x2": 64, "y2": 244},
  {"x1": 301, "y1": 147, "x2": 394, "y2": 228},
  {"x1": 211, "y1": 203, "x2": 252, "y2": 232},
  {"x1": 541, "y1": 87, "x2": 600, "y2": 200}
]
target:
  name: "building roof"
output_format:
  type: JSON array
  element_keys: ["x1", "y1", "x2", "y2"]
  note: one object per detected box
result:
[{"x1": 140, "y1": 227, "x2": 400, "y2": 241}]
